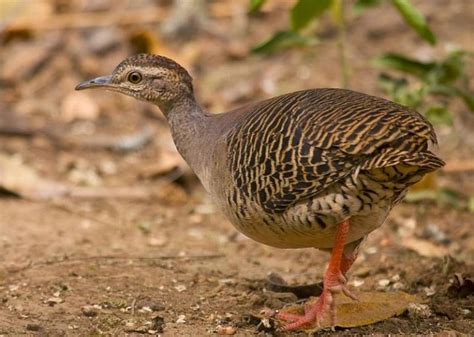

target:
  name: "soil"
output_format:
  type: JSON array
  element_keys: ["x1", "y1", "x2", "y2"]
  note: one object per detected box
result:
[{"x1": 0, "y1": 0, "x2": 473, "y2": 335}]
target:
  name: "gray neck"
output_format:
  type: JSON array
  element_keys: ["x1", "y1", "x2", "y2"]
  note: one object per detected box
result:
[{"x1": 161, "y1": 94, "x2": 215, "y2": 186}]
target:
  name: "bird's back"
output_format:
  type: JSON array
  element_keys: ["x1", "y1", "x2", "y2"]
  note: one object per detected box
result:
[{"x1": 212, "y1": 88, "x2": 444, "y2": 248}]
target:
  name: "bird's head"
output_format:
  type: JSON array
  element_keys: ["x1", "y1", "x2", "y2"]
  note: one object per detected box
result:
[{"x1": 76, "y1": 54, "x2": 193, "y2": 111}]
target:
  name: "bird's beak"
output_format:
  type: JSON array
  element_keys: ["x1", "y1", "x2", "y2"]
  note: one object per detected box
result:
[{"x1": 75, "y1": 75, "x2": 113, "y2": 90}]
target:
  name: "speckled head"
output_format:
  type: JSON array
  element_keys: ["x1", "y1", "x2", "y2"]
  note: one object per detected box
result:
[{"x1": 76, "y1": 54, "x2": 193, "y2": 111}]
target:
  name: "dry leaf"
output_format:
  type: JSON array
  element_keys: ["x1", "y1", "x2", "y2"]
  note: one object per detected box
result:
[
  {"x1": 0, "y1": 153, "x2": 69, "y2": 200},
  {"x1": 402, "y1": 237, "x2": 448, "y2": 257},
  {"x1": 410, "y1": 172, "x2": 438, "y2": 191},
  {"x1": 0, "y1": 153, "x2": 154, "y2": 200},
  {"x1": 136, "y1": 150, "x2": 185, "y2": 179},
  {"x1": 278, "y1": 291, "x2": 418, "y2": 332}
]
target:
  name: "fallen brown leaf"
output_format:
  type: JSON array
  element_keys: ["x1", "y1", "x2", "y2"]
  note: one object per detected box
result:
[
  {"x1": 402, "y1": 237, "x2": 448, "y2": 258},
  {"x1": 277, "y1": 291, "x2": 418, "y2": 332},
  {"x1": 0, "y1": 153, "x2": 181, "y2": 201},
  {"x1": 0, "y1": 153, "x2": 69, "y2": 199}
]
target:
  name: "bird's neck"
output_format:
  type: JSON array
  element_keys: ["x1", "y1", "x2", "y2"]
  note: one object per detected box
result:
[{"x1": 162, "y1": 94, "x2": 215, "y2": 185}]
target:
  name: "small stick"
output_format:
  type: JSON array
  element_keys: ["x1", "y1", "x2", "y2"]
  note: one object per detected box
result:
[{"x1": 4, "y1": 254, "x2": 225, "y2": 274}]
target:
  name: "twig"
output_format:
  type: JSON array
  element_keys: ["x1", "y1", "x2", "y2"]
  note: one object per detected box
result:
[
  {"x1": 50, "y1": 125, "x2": 155, "y2": 153},
  {"x1": 0, "y1": 126, "x2": 35, "y2": 137},
  {"x1": 131, "y1": 298, "x2": 137, "y2": 316},
  {"x1": 333, "y1": 0, "x2": 349, "y2": 89},
  {"x1": 0, "y1": 124, "x2": 154, "y2": 153},
  {"x1": 4, "y1": 254, "x2": 225, "y2": 274}
]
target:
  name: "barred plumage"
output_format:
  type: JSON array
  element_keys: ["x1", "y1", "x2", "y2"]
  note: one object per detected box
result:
[
  {"x1": 77, "y1": 54, "x2": 446, "y2": 330},
  {"x1": 220, "y1": 88, "x2": 444, "y2": 248}
]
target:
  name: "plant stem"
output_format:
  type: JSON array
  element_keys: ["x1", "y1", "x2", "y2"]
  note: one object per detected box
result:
[{"x1": 334, "y1": 0, "x2": 349, "y2": 88}]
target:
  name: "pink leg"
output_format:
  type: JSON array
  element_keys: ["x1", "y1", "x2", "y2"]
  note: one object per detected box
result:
[{"x1": 277, "y1": 220, "x2": 358, "y2": 331}]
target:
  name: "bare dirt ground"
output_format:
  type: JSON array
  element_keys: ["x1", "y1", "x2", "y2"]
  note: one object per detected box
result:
[{"x1": 0, "y1": 0, "x2": 473, "y2": 335}]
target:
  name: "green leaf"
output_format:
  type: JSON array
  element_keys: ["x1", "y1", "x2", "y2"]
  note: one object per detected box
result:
[
  {"x1": 251, "y1": 30, "x2": 318, "y2": 54},
  {"x1": 291, "y1": 0, "x2": 332, "y2": 32},
  {"x1": 391, "y1": 0, "x2": 436, "y2": 45},
  {"x1": 456, "y1": 89, "x2": 474, "y2": 111},
  {"x1": 428, "y1": 85, "x2": 474, "y2": 111},
  {"x1": 373, "y1": 53, "x2": 435, "y2": 78},
  {"x1": 424, "y1": 106, "x2": 453, "y2": 126},
  {"x1": 444, "y1": 87, "x2": 474, "y2": 112},
  {"x1": 249, "y1": 0, "x2": 266, "y2": 13},
  {"x1": 437, "y1": 188, "x2": 462, "y2": 208},
  {"x1": 436, "y1": 50, "x2": 466, "y2": 84},
  {"x1": 377, "y1": 73, "x2": 424, "y2": 108},
  {"x1": 353, "y1": 0, "x2": 383, "y2": 15},
  {"x1": 405, "y1": 189, "x2": 437, "y2": 203}
]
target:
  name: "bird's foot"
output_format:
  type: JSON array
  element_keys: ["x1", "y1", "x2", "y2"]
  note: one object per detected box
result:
[{"x1": 277, "y1": 274, "x2": 358, "y2": 331}]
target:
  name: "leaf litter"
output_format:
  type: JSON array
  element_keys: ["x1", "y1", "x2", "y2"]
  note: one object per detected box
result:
[{"x1": 277, "y1": 291, "x2": 418, "y2": 332}]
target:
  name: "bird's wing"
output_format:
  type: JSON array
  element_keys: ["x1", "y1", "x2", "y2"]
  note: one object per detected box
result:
[{"x1": 225, "y1": 88, "x2": 442, "y2": 214}]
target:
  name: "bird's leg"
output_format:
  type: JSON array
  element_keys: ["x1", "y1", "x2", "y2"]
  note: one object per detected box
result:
[
  {"x1": 277, "y1": 219, "x2": 358, "y2": 331},
  {"x1": 340, "y1": 238, "x2": 362, "y2": 277}
]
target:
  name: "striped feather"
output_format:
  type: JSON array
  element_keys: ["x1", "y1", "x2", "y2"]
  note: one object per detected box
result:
[{"x1": 225, "y1": 88, "x2": 444, "y2": 216}]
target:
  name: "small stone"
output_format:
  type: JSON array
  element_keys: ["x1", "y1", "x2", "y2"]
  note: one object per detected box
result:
[
  {"x1": 44, "y1": 297, "x2": 63, "y2": 306},
  {"x1": 26, "y1": 323, "x2": 41, "y2": 331},
  {"x1": 392, "y1": 282, "x2": 405, "y2": 290},
  {"x1": 365, "y1": 246, "x2": 378, "y2": 254},
  {"x1": 138, "y1": 306, "x2": 152, "y2": 313},
  {"x1": 8, "y1": 284, "x2": 20, "y2": 292},
  {"x1": 150, "y1": 315, "x2": 165, "y2": 333},
  {"x1": 218, "y1": 278, "x2": 236, "y2": 285},
  {"x1": 423, "y1": 285, "x2": 436, "y2": 297},
  {"x1": 407, "y1": 303, "x2": 432, "y2": 319},
  {"x1": 176, "y1": 314, "x2": 186, "y2": 324},
  {"x1": 351, "y1": 279, "x2": 365, "y2": 287},
  {"x1": 217, "y1": 325, "x2": 237, "y2": 335},
  {"x1": 378, "y1": 279, "x2": 390, "y2": 287},
  {"x1": 174, "y1": 284, "x2": 186, "y2": 292},
  {"x1": 82, "y1": 305, "x2": 99, "y2": 317}
]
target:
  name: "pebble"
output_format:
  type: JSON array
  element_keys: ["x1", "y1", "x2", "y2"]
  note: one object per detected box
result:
[
  {"x1": 217, "y1": 325, "x2": 237, "y2": 335},
  {"x1": 378, "y1": 279, "x2": 390, "y2": 287},
  {"x1": 461, "y1": 309, "x2": 471, "y2": 316},
  {"x1": 26, "y1": 323, "x2": 41, "y2": 331},
  {"x1": 82, "y1": 305, "x2": 100, "y2": 317},
  {"x1": 44, "y1": 297, "x2": 63, "y2": 306},
  {"x1": 423, "y1": 285, "x2": 436, "y2": 297},
  {"x1": 392, "y1": 282, "x2": 405, "y2": 290},
  {"x1": 176, "y1": 314, "x2": 186, "y2": 324},
  {"x1": 407, "y1": 303, "x2": 432, "y2": 319},
  {"x1": 351, "y1": 279, "x2": 365, "y2": 287},
  {"x1": 174, "y1": 284, "x2": 187, "y2": 292}
]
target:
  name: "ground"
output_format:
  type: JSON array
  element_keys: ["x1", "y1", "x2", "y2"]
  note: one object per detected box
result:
[{"x1": 0, "y1": 0, "x2": 473, "y2": 335}]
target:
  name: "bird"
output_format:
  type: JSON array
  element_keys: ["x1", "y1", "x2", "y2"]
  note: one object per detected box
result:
[{"x1": 76, "y1": 54, "x2": 445, "y2": 331}]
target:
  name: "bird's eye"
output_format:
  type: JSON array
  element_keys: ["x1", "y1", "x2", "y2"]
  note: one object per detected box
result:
[{"x1": 127, "y1": 71, "x2": 142, "y2": 84}]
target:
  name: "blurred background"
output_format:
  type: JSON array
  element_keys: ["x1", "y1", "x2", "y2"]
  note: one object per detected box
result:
[{"x1": 0, "y1": 0, "x2": 473, "y2": 335}]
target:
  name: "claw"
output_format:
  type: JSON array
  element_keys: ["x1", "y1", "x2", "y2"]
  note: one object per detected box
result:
[{"x1": 277, "y1": 220, "x2": 360, "y2": 331}]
